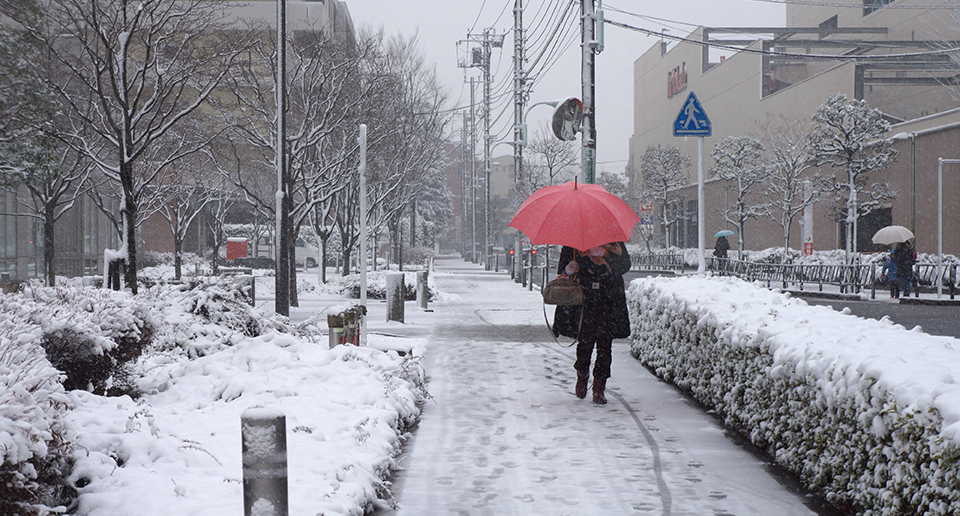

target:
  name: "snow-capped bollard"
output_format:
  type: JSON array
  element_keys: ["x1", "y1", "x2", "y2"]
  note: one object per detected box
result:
[
  {"x1": 241, "y1": 408, "x2": 288, "y2": 516},
  {"x1": 416, "y1": 270, "x2": 429, "y2": 310},
  {"x1": 326, "y1": 315, "x2": 344, "y2": 349},
  {"x1": 386, "y1": 273, "x2": 404, "y2": 323}
]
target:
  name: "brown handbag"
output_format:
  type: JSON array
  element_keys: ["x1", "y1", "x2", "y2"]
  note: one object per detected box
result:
[{"x1": 542, "y1": 275, "x2": 583, "y2": 305}]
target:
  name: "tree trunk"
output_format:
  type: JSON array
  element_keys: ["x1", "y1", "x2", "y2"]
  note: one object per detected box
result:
[
  {"x1": 174, "y1": 237, "x2": 183, "y2": 280},
  {"x1": 342, "y1": 247, "x2": 352, "y2": 276},
  {"x1": 410, "y1": 199, "x2": 416, "y2": 249},
  {"x1": 122, "y1": 173, "x2": 138, "y2": 294},
  {"x1": 783, "y1": 214, "x2": 791, "y2": 265},
  {"x1": 320, "y1": 236, "x2": 328, "y2": 283},
  {"x1": 661, "y1": 202, "x2": 669, "y2": 247},
  {"x1": 288, "y1": 228, "x2": 298, "y2": 307},
  {"x1": 44, "y1": 206, "x2": 56, "y2": 287}
]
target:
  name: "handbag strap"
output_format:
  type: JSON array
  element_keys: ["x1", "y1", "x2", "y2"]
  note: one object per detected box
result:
[{"x1": 542, "y1": 302, "x2": 583, "y2": 348}]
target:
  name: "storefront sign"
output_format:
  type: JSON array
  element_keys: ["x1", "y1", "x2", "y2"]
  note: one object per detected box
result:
[{"x1": 668, "y1": 62, "x2": 687, "y2": 98}]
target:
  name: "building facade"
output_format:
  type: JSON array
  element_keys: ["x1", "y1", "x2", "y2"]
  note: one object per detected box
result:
[{"x1": 629, "y1": 0, "x2": 960, "y2": 256}]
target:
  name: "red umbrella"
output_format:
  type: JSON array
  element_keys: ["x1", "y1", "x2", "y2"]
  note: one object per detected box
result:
[{"x1": 508, "y1": 179, "x2": 640, "y2": 251}]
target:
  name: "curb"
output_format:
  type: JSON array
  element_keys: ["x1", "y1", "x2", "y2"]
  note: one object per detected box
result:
[
  {"x1": 782, "y1": 289, "x2": 864, "y2": 302},
  {"x1": 898, "y1": 297, "x2": 960, "y2": 306}
]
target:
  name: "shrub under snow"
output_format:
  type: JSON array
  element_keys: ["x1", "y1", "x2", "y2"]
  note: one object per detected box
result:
[
  {"x1": 627, "y1": 275, "x2": 960, "y2": 516},
  {"x1": 0, "y1": 298, "x2": 76, "y2": 515},
  {"x1": 1, "y1": 275, "x2": 427, "y2": 515}
]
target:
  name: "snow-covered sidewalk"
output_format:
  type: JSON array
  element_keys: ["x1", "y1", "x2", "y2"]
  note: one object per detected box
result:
[{"x1": 379, "y1": 256, "x2": 829, "y2": 516}]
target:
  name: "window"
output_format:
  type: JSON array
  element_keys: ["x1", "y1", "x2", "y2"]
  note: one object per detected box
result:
[
  {"x1": 83, "y1": 196, "x2": 99, "y2": 255},
  {"x1": 863, "y1": 0, "x2": 894, "y2": 16},
  {"x1": 0, "y1": 191, "x2": 16, "y2": 276},
  {"x1": 0, "y1": 191, "x2": 15, "y2": 259}
]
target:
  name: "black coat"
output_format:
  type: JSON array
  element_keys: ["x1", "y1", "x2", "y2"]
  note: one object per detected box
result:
[
  {"x1": 553, "y1": 243, "x2": 632, "y2": 341},
  {"x1": 892, "y1": 243, "x2": 916, "y2": 277},
  {"x1": 713, "y1": 236, "x2": 729, "y2": 258}
]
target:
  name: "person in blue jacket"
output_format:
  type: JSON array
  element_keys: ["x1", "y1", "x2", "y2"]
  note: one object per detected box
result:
[{"x1": 882, "y1": 251, "x2": 899, "y2": 298}]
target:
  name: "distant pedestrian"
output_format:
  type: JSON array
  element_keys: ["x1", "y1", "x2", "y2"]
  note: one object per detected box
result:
[
  {"x1": 882, "y1": 251, "x2": 899, "y2": 298},
  {"x1": 713, "y1": 235, "x2": 730, "y2": 259},
  {"x1": 554, "y1": 242, "x2": 631, "y2": 404},
  {"x1": 892, "y1": 241, "x2": 917, "y2": 296}
]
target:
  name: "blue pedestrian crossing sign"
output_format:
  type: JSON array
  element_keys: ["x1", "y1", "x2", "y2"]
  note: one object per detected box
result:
[{"x1": 673, "y1": 91, "x2": 711, "y2": 137}]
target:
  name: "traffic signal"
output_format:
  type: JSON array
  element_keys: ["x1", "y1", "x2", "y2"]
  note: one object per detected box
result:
[{"x1": 509, "y1": 249, "x2": 515, "y2": 256}]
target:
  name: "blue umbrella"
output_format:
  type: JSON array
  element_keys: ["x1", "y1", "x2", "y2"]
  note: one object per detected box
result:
[{"x1": 714, "y1": 229, "x2": 735, "y2": 238}]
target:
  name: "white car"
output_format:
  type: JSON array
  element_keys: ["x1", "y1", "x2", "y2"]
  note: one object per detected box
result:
[{"x1": 254, "y1": 236, "x2": 319, "y2": 268}]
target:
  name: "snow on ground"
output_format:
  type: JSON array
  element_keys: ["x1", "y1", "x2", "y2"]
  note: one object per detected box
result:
[
  {"x1": 376, "y1": 259, "x2": 824, "y2": 516},
  {"x1": 6, "y1": 249, "x2": 960, "y2": 515},
  {"x1": 1, "y1": 265, "x2": 428, "y2": 516}
]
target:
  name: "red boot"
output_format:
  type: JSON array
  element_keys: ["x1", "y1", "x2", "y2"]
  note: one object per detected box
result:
[
  {"x1": 592, "y1": 377, "x2": 607, "y2": 404},
  {"x1": 575, "y1": 371, "x2": 588, "y2": 399}
]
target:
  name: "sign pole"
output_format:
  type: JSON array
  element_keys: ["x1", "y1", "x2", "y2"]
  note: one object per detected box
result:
[
  {"x1": 672, "y1": 91, "x2": 711, "y2": 274},
  {"x1": 697, "y1": 137, "x2": 705, "y2": 273},
  {"x1": 359, "y1": 124, "x2": 368, "y2": 343},
  {"x1": 581, "y1": 0, "x2": 596, "y2": 184}
]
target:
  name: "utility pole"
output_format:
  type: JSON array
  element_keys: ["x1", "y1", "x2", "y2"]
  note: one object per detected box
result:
[
  {"x1": 460, "y1": 113, "x2": 468, "y2": 258},
  {"x1": 275, "y1": 0, "x2": 290, "y2": 316},
  {"x1": 513, "y1": 0, "x2": 527, "y2": 281},
  {"x1": 581, "y1": 0, "x2": 597, "y2": 184},
  {"x1": 459, "y1": 30, "x2": 503, "y2": 269},
  {"x1": 513, "y1": 0, "x2": 526, "y2": 215},
  {"x1": 482, "y1": 28, "x2": 495, "y2": 270},
  {"x1": 470, "y1": 77, "x2": 478, "y2": 263}
]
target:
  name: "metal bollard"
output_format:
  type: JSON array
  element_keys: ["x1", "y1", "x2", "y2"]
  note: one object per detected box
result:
[
  {"x1": 416, "y1": 270, "x2": 429, "y2": 310},
  {"x1": 327, "y1": 313, "x2": 344, "y2": 349},
  {"x1": 242, "y1": 408, "x2": 288, "y2": 516}
]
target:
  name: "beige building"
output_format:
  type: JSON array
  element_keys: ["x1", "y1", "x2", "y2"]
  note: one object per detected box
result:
[{"x1": 629, "y1": 0, "x2": 960, "y2": 256}]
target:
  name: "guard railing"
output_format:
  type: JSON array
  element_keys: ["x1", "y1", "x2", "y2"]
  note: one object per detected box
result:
[{"x1": 632, "y1": 252, "x2": 960, "y2": 300}]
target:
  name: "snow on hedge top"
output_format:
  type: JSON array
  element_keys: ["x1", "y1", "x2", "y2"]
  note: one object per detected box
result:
[{"x1": 628, "y1": 275, "x2": 960, "y2": 443}]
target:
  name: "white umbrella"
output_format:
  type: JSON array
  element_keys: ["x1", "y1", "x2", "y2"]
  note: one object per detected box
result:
[{"x1": 872, "y1": 225, "x2": 915, "y2": 245}]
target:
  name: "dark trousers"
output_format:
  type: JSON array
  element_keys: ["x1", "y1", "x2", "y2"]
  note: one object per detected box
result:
[{"x1": 575, "y1": 336, "x2": 613, "y2": 379}]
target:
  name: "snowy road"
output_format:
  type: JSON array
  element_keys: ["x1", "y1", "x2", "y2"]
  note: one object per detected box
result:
[{"x1": 378, "y1": 257, "x2": 838, "y2": 516}]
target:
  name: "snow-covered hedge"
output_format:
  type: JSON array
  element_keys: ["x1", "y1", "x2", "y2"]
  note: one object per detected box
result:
[{"x1": 627, "y1": 275, "x2": 960, "y2": 516}]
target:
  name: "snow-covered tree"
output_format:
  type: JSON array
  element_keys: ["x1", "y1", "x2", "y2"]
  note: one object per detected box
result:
[
  {"x1": 597, "y1": 171, "x2": 628, "y2": 199},
  {"x1": 759, "y1": 116, "x2": 829, "y2": 263},
  {"x1": 640, "y1": 145, "x2": 690, "y2": 247},
  {"x1": 524, "y1": 122, "x2": 579, "y2": 194},
  {"x1": 1, "y1": 19, "x2": 99, "y2": 287},
  {"x1": 710, "y1": 136, "x2": 766, "y2": 254},
  {"x1": 360, "y1": 34, "x2": 451, "y2": 270},
  {"x1": 415, "y1": 166, "x2": 454, "y2": 250},
  {"x1": 220, "y1": 25, "x2": 385, "y2": 292},
  {"x1": 0, "y1": 24, "x2": 52, "y2": 177},
  {"x1": 6, "y1": 0, "x2": 253, "y2": 293},
  {"x1": 810, "y1": 93, "x2": 898, "y2": 263},
  {"x1": 157, "y1": 153, "x2": 221, "y2": 281}
]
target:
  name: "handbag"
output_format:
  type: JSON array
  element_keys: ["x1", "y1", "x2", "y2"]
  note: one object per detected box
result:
[{"x1": 542, "y1": 275, "x2": 583, "y2": 305}]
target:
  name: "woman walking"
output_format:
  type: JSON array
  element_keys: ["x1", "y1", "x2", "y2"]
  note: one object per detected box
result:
[{"x1": 555, "y1": 242, "x2": 632, "y2": 404}]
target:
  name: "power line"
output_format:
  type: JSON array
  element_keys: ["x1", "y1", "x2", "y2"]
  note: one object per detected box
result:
[{"x1": 469, "y1": 0, "x2": 489, "y2": 34}]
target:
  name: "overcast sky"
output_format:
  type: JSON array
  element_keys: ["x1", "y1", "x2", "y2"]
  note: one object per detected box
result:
[{"x1": 345, "y1": 1, "x2": 785, "y2": 176}]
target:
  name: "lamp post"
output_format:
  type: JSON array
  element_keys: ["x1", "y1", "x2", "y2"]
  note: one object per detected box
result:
[
  {"x1": 274, "y1": 0, "x2": 290, "y2": 316},
  {"x1": 518, "y1": 99, "x2": 565, "y2": 280}
]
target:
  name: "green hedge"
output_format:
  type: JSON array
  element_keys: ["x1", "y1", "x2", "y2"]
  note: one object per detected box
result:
[{"x1": 627, "y1": 276, "x2": 960, "y2": 516}]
